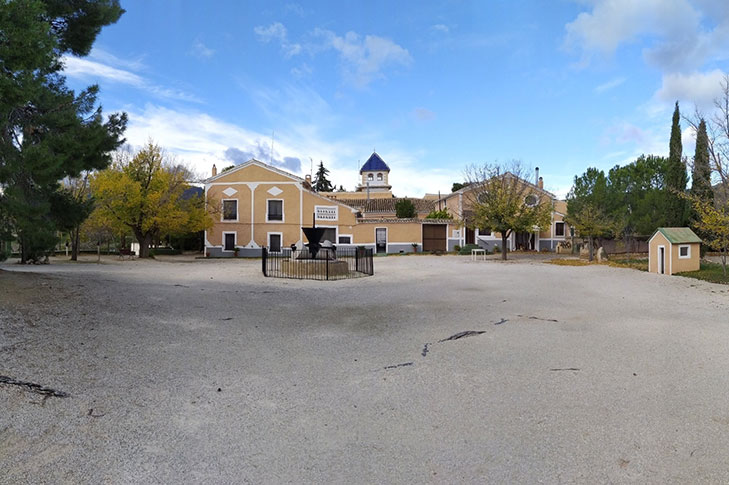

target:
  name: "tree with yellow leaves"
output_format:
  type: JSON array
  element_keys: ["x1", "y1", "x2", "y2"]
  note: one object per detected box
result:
[
  {"x1": 90, "y1": 142, "x2": 213, "y2": 258},
  {"x1": 685, "y1": 196, "x2": 729, "y2": 276}
]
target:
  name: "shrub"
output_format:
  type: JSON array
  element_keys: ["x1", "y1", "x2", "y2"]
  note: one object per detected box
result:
[
  {"x1": 454, "y1": 244, "x2": 461, "y2": 252},
  {"x1": 458, "y1": 244, "x2": 483, "y2": 255},
  {"x1": 494, "y1": 245, "x2": 501, "y2": 253},
  {"x1": 395, "y1": 199, "x2": 416, "y2": 218},
  {"x1": 426, "y1": 208, "x2": 451, "y2": 219}
]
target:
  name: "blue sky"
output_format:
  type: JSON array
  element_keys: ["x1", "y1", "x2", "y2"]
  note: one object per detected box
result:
[{"x1": 62, "y1": 0, "x2": 729, "y2": 198}]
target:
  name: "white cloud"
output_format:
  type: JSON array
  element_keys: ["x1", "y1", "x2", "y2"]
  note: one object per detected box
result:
[
  {"x1": 62, "y1": 56, "x2": 144, "y2": 85},
  {"x1": 62, "y1": 55, "x2": 201, "y2": 103},
  {"x1": 564, "y1": 0, "x2": 729, "y2": 72},
  {"x1": 253, "y1": 22, "x2": 301, "y2": 58},
  {"x1": 120, "y1": 102, "x2": 452, "y2": 196},
  {"x1": 290, "y1": 63, "x2": 313, "y2": 78},
  {"x1": 595, "y1": 76, "x2": 626, "y2": 93},
  {"x1": 655, "y1": 69, "x2": 727, "y2": 108},
  {"x1": 432, "y1": 24, "x2": 449, "y2": 33},
  {"x1": 314, "y1": 28, "x2": 413, "y2": 88},
  {"x1": 190, "y1": 39, "x2": 215, "y2": 59}
]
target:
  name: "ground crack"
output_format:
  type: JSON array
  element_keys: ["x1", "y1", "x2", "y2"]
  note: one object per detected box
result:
[
  {"x1": 439, "y1": 330, "x2": 486, "y2": 342},
  {"x1": 0, "y1": 375, "x2": 69, "y2": 397}
]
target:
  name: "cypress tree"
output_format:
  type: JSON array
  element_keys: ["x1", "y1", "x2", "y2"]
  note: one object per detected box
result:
[
  {"x1": 690, "y1": 119, "x2": 713, "y2": 202},
  {"x1": 664, "y1": 101, "x2": 689, "y2": 226}
]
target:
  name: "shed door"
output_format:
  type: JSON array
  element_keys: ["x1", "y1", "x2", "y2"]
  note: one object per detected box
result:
[
  {"x1": 422, "y1": 224, "x2": 446, "y2": 252},
  {"x1": 659, "y1": 246, "x2": 665, "y2": 274}
]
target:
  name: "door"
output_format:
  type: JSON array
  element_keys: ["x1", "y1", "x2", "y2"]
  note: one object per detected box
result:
[
  {"x1": 422, "y1": 224, "x2": 446, "y2": 252},
  {"x1": 376, "y1": 228, "x2": 387, "y2": 254},
  {"x1": 269, "y1": 234, "x2": 281, "y2": 252},
  {"x1": 224, "y1": 233, "x2": 235, "y2": 251},
  {"x1": 465, "y1": 227, "x2": 475, "y2": 245},
  {"x1": 659, "y1": 246, "x2": 665, "y2": 274}
]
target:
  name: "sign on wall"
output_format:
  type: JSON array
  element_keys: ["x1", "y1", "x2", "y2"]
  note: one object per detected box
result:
[{"x1": 315, "y1": 205, "x2": 338, "y2": 221}]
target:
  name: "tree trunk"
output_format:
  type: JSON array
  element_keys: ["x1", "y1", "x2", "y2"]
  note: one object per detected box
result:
[
  {"x1": 71, "y1": 226, "x2": 80, "y2": 261},
  {"x1": 19, "y1": 234, "x2": 27, "y2": 264},
  {"x1": 134, "y1": 230, "x2": 153, "y2": 258},
  {"x1": 501, "y1": 233, "x2": 508, "y2": 260},
  {"x1": 721, "y1": 249, "x2": 727, "y2": 277}
]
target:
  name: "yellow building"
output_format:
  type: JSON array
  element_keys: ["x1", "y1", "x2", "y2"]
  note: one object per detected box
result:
[
  {"x1": 440, "y1": 169, "x2": 571, "y2": 252},
  {"x1": 204, "y1": 159, "x2": 455, "y2": 256},
  {"x1": 648, "y1": 227, "x2": 701, "y2": 275}
]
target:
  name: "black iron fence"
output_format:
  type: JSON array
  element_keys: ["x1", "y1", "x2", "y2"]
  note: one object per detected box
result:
[{"x1": 262, "y1": 246, "x2": 374, "y2": 280}]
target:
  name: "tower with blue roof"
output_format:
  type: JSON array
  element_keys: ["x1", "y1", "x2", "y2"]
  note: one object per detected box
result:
[{"x1": 356, "y1": 152, "x2": 392, "y2": 193}]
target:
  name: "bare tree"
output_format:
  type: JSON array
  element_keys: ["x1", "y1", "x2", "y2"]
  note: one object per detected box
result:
[
  {"x1": 683, "y1": 74, "x2": 729, "y2": 203},
  {"x1": 464, "y1": 161, "x2": 552, "y2": 260}
]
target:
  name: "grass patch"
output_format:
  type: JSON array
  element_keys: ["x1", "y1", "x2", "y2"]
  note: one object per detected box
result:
[
  {"x1": 679, "y1": 261, "x2": 729, "y2": 285},
  {"x1": 606, "y1": 257, "x2": 648, "y2": 272}
]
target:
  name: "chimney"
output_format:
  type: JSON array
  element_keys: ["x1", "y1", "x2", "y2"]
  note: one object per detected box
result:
[
  {"x1": 211, "y1": 164, "x2": 217, "y2": 177},
  {"x1": 535, "y1": 166, "x2": 539, "y2": 185},
  {"x1": 305, "y1": 174, "x2": 312, "y2": 185},
  {"x1": 538, "y1": 176, "x2": 544, "y2": 189}
]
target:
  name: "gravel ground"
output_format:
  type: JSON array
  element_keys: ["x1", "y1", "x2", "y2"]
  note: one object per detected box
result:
[{"x1": 1, "y1": 254, "x2": 729, "y2": 484}]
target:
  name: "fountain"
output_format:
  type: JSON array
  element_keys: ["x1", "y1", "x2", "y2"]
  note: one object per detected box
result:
[{"x1": 279, "y1": 213, "x2": 350, "y2": 277}]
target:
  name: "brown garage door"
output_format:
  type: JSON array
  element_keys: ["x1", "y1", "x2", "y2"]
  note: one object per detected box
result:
[{"x1": 422, "y1": 224, "x2": 446, "y2": 252}]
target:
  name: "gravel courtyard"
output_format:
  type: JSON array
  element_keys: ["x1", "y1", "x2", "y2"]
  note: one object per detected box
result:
[{"x1": 2, "y1": 255, "x2": 729, "y2": 484}]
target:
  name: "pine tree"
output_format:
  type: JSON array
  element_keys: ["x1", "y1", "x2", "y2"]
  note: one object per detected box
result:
[
  {"x1": 691, "y1": 119, "x2": 713, "y2": 202},
  {"x1": 0, "y1": 0, "x2": 127, "y2": 262},
  {"x1": 313, "y1": 161, "x2": 333, "y2": 192},
  {"x1": 664, "y1": 101, "x2": 689, "y2": 226}
]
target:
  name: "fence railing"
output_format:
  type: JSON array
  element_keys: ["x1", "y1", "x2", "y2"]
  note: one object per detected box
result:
[{"x1": 262, "y1": 246, "x2": 374, "y2": 280}]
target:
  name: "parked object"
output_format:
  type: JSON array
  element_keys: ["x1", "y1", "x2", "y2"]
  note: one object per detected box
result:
[{"x1": 648, "y1": 227, "x2": 701, "y2": 275}]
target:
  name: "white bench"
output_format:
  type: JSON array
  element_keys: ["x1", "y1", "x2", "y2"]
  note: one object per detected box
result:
[{"x1": 471, "y1": 248, "x2": 486, "y2": 261}]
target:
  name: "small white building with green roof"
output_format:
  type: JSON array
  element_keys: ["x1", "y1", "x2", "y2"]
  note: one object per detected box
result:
[{"x1": 648, "y1": 227, "x2": 702, "y2": 275}]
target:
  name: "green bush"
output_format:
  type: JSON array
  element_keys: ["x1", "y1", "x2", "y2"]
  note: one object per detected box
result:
[
  {"x1": 454, "y1": 244, "x2": 461, "y2": 252},
  {"x1": 0, "y1": 241, "x2": 10, "y2": 262},
  {"x1": 494, "y1": 245, "x2": 501, "y2": 253},
  {"x1": 458, "y1": 244, "x2": 484, "y2": 255}
]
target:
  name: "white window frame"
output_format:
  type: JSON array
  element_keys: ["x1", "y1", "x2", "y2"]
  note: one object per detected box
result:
[
  {"x1": 267, "y1": 232, "x2": 283, "y2": 253},
  {"x1": 313, "y1": 225, "x2": 338, "y2": 245},
  {"x1": 367, "y1": 173, "x2": 374, "y2": 181},
  {"x1": 678, "y1": 244, "x2": 691, "y2": 259},
  {"x1": 315, "y1": 205, "x2": 338, "y2": 221},
  {"x1": 338, "y1": 234, "x2": 353, "y2": 245},
  {"x1": 222, "y1": 231, "x2": 237, "y2": 252},
  {"x1": 377, "y1": 173, "x2": 383, "y2": 181},
  {"x1": 266, "y1": 199, "x2": 284, "y2": 223},
  {"x1": 221, "y1": 199, "x2": 238, "y2": 222},
  {"x1": 554, "y1": 221, "x2": 565, "y2": 238}
]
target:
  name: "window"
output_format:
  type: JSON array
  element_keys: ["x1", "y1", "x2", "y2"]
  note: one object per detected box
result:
[
  {"x1": 367, "y1": 173, "x2": 373, "y2": 181},
  {"x1": 555, "y1": 221, "x2": 565, "y2": 237},
  {"x1": 479, "y1": 228, "x2": 491, "y2": 236},
  {"x1": 679, "y1": 245, "x2": 690, "y2": 258},
  {"x1": 268, "y1": 233, "x2": 282, "y2": 252},
  {"x1": 224, "y1": 233, "x2": 236, "y2": 251},
  {"x1": 525, "y1": 194, "x2": 538, "y2": 207},
  {"x1": 321, "y1": 228, "x2": 336, "y2": 244},
  {"x1": 267, "y1": 200, "x2": 283, "y2": 221},
  {"x1": 315, "y1": 205, "x2": 338, "y2": 221},
  {"x1": 222, "y1": 200, "x2": 237, "y2": 221},
  {"x1": 338, "y1": 235, "x2": 352, "y2": 244},
  {"x1": 377, "y1": 173, "x2": 383, "y2": 181}
]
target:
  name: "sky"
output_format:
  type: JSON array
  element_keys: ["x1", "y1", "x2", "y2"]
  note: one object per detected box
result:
[{"x1": 62, "y1": 0, "x2": 729, "y2": 198}]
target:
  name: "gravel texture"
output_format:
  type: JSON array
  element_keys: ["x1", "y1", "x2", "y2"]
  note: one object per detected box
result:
[{"x1": 1, "y1": 254, "x2": 729, "y2": 484}]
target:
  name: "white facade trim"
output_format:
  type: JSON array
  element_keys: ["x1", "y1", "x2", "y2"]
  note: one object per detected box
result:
[{"x1": 221, "y1": 198, "x2": 239, "y2": 222}]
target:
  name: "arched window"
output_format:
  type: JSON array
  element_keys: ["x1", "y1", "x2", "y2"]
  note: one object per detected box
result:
[
  {"x1": 377, "y1": 173, "x2": 383, "y2": 181},
  {"x1": 367, "y1": 173, "x2": 373, "y2": 181}
]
